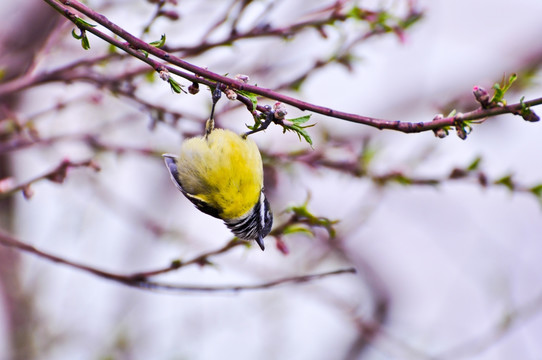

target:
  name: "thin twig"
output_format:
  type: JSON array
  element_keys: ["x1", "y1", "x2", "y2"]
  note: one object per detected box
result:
[
  {"x1": 137, "y1": 267, "x2": 357, "y2": 293},
  {"x1": 436, "y1": 291, "x2": 542, "y2": 359},
  {"x1": 42, "y1": 0, "x2": 542, "y2": 135},
  {"x1": 0, "y1": 229, "x2": 356, "y2": 293},
  {"x1": 128, "y1": 239, "x2": 246, "y2": 278},
  {"x1": 0, "y1": 158, "x2": 100, "y2": 199}
]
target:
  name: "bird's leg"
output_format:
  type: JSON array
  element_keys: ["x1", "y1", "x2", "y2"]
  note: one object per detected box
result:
[{"x1": 206, "y1": 83, "x2": 223, "y2": 137}]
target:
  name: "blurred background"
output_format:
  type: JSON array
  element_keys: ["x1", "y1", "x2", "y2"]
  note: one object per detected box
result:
[{"x1": 1, "y1": 0, "x2": 542, "y2": 359}]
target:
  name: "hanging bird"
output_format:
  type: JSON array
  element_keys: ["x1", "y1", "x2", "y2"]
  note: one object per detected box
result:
[{"x1": 163, "y1": 86, "x2": 273, "y2": 250}]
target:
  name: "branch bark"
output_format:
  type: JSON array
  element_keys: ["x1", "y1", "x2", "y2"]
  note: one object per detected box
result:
[{"x1": 39, "y1": 0, "x2": 542, "y2": 135}]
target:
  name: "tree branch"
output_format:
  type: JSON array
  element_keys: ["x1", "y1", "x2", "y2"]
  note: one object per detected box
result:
[
  {"x1": 0, "y1": 228, "x2": 356, "y2": 293},
  {"x1": 39, "y1": 0, "x2": 541, "y2": 136},
  {"x1": 138, "y1": 267, "x2": 357, "y2": 293},
  {"x1": 436, "y1": 291, "x2": 542, "y2": 359},
  {"x1": 0, "y1": 158, "x2": 100, "y2": 199}
]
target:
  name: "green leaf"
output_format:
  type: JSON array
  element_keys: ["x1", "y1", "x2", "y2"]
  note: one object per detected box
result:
[
  {"x1": 74, "y1": 17, "x2": 97, "y2": 28},
  {"x1": 170, "y1": 259, "x2": 182, "y2": 268},
  {"x1": 168, "y1": 77, "x2": 182, "y2": 93},
  {"x1": 491, "y1": 73, "x2": 517, "y2": 105},
  {"x1": 529, "y1": 184, "x2": 542, "y2": 198},
  {"x1": 237, "y1": 90, "x2": 258, "y2": 111},
  {"x1": 282, "y1": 225, "x2": 314, "y2": 237},
  {"x1": 467, "y1": 156, "x2": 482, "y2": 171},
  {"x1": 71, "y1": 28, "x2": 91, "y2": 50},
  {"x1": 281, "y1": 115, "x2": 314, "y2": 145},
  {"x1": 81, "y1": 34, "x2": 91, "y2": 50},
  {"x1": 149, "y1": 34, "x2": 166, "y2": 48},
  {"x1": 392, "y1": 173, "x2": 412, "y2": 185},
  {"x1": 290, "y1": 115, "x2": 311, "y2": 125},
  {"x1": 494, "y1": 174, "x2": 514, "y2": 191},
  {"x1": 359, "y1": 145, "x2": 378, "y2": 172},
  {"x1": 346, "y1": 6, "x2": 364, "y2": 19},
  {"x1": 506, "y1": 73, "x2": 517, "y2": 89},
  {"x1": 400, "y1": 11, "x2": 423, "y2": 29},
  {"x1": 71, "y1": 28, "x2": 83, "y2": 40},
  {"x1": 244, "y1": 101, "x2": 263, "y2": 131},
  {"x1": 518, "y1": 96, "x2": 540, "y2": 122},
  {"x1": 145, "y1": 70, "x2": 156, "y2": 83},
  {"x1": 289, "y1": 76, "x2": 307, "y2": 92},
  {"x1": 288, "y1": 203, "x2": 312, "y2": 218},
  {"x1": 245, "y1": 116, "x2": 261, "y2": 132},
  {"x1": 107, "y1": 43, "x2": 117, "y2": 54},
  {"x1": 455, "y1": 121, "x2": 472, "y2": 140},
  {"x1": 374, "y1": 11, "x2": 392, "y2": 31},
  {"x1": 286, "y1": 200, "x2": 338, "y2": 239}
]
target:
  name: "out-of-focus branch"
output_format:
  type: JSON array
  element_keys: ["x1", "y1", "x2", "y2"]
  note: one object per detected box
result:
[
  {"x1": 0, "y1": 158, "x2": 100, "y2": 199},
  {"x1": 173, "y1": 0, "x2": 414, "y2": 58},
  {"x1": 0, "y1": 228, "x2": 356, "y2": 293},
  {"x1": 139, "y1": 267, "x2": 356, "y2": 293},
  {"x1": 436, "y1": 291, "x2": 542, "y2": 359},
  {"x1": 129, "y1": 238, "x2": 246, "y2": 279},
  {"x1": 276, "y1": 148, "x2": 542, "y2": 205},
  {"x1": 0, "y1": 54, "x2": 124, "y2": 98}
]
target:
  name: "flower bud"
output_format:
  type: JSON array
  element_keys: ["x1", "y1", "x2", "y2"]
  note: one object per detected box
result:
[
  {"x1": 235, "y1": 74, "x2": 250, "y2": 83},
  {"x1": 188, "y1": 82, "x2": 199, "y2": 94},
  {"x1": 434, "y1": 128, "x2": 448, "y2": 138},
  {"x1": 456, "y1": 125, "x2": 467, "y2": 140},
  {"x1": 522, "y1": 110, "x2": 540, "y2": 122},
  {"x1": 273, "y1": 102, "x2": 287, "y2": 120},
  {"x1": 473, "y1": 86, "x2": 490, "y2": 108},
  {"x1": 158, "y1": 69, "x2": 169, "y2": 81},
  {"x1": 224, "y1": 88, "x2": 237, "y2": 100},
  {"x1": 431, "y1": 114, "x2": 447, "y2": 138}
]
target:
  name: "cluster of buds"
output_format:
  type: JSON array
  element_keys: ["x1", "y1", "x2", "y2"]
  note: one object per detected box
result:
[
  {"x1": 273, "y1": 102, "x2": 288, "y2": 121},
  {"x1": 158, "y1": 68, "x2": 170, "y2": 81},
  {"x1": 224, "y1": 88, "x2": 237, "y2": 100}
]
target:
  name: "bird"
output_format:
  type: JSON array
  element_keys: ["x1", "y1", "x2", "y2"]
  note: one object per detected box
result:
[{"x1": 163, "y1": 86, "x2": 273, "y2": 250}]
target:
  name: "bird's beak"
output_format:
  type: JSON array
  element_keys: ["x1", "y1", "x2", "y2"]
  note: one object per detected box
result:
[{"x1": 255, "y1": 236, "x2": 265, "y2": 251}]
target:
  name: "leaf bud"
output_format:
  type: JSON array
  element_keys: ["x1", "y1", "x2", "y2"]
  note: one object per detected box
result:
[
  {"x1": 224, "y1": 88, "x2": 237, "y2": 100},
  {"x1": 188, "y1": 82, "x2": 199, "y2": 95},
  {"x1": 235, "y1": 74, "x2": 250, "y2": 83},
  {"x1": 273, "y1": 102, "x2": 287, "y2": 120},
  {"x1": 473, "y1": 86, "x2": 490, "y2": 108}
]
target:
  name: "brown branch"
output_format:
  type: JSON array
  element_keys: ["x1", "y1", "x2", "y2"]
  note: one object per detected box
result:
[
  {"x1": 0, "y1": 158, "x2": 100, "y2": 199},
  {"x1": 199, "y1": 0, "x2": 241, "y2": 41},
  {"x1": 128, "y1": 239, "x2": 246, "y2": 279},
  {"x1": 138, "y1": 267, "x2": 357, "y2": 293},
  {"x1": 37, "y1": 0, "x2": 542, "y2": 135},
  {"x1": 0, "y1": 53, "x2": 125, "y2": 98},
  {"x1": 0, "y1": 229, "x2": 356, "y2": 293},
  {"x1": 276, "y1": 148, "x2": 542, "y2": 204},
  {"x1": 174, "y1": 0, "x2": 355, "y2": 56}
]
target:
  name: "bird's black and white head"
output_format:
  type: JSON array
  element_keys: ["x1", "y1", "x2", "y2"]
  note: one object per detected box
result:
[{"x1": 225, "y1": 191, "x2": 273, "y2": 251}]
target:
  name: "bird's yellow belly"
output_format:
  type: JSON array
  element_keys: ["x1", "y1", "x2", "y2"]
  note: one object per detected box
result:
[{"x1": 177, "y1": 129, "x2": 263, "y2": 219}]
